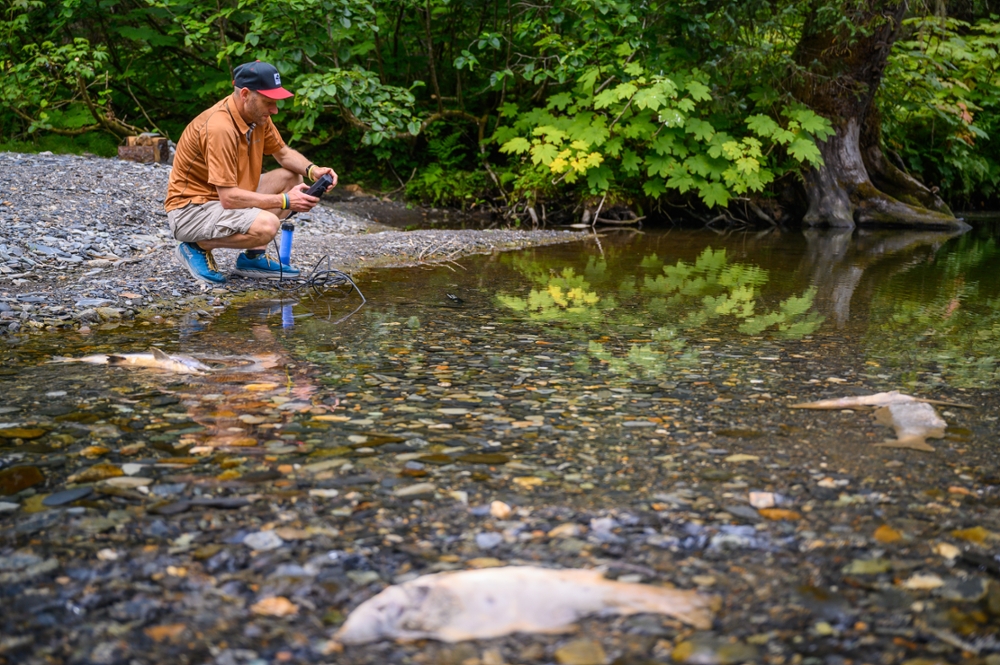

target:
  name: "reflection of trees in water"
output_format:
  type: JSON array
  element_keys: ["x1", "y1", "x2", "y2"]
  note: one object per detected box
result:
[
  {"x1": 498, "y1": 246, "x2": 823, "y2": 379},
  {"x1": 796, "y1": 226, "x2": 999, "y2": 386},
  {"x1": 801, "y1": 228, "x2": 967, "y2": 328},
  {"x1": 862, "y1": 234, "x2": 1000, "y2": 388},
  {"x1": 643, "y1": 248, "x2": 823, "y2": 337}
]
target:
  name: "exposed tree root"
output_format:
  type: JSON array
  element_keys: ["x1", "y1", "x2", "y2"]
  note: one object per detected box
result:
[
  {"x1": 860, "y1": 111, "x2": 953, "y2": 216},
  {"x1": 853, "y1": 184, "x2": 969, "y2": 229},
  {"x1": 803, "y1": 120, "x2": 968, "y2": 231}
]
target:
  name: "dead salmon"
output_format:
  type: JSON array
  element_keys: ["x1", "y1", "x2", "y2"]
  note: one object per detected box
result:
[
  {"x1": 790, "y1": 391, "x2": 971, "y2": 410},
  {"x1": 334, "y1": 566, "x2": 716, "y2": 645},
  {"x1": 873, "y1": 402, "x2": 947, "y2": 452},
  {"x1": 50, "y1": 347, "x2": 210, "y2": 375}
]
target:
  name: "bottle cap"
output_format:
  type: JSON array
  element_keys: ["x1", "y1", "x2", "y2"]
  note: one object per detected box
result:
[{"x1": 281, "y1": 222, "x2": 295, "y2": 231}]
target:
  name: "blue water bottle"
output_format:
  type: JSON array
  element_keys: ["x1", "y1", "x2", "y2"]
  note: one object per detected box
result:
[{"x1": 278, "y1": 222, "x2": 294, "y2": 267}]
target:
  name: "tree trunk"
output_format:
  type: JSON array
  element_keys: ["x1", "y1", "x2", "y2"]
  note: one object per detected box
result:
[{"x1": 793, "y1": 0, "x2": 968, "y2": 231}]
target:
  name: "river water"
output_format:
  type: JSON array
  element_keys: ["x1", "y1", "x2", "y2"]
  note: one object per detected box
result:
[{"x1": 1, "y1": 226, "x2": 998, "y2": 664}]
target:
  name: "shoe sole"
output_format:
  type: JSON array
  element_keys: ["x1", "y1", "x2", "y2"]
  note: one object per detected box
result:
[
  {"x1": 232, "y1": 268, "x2": 300, "y2": 280},
  {"x1": 175, "y1": 244, "x2": 226, "y2": 284}
]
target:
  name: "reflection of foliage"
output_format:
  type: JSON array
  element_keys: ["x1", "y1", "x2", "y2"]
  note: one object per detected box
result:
[
  {"x1": 865, "y1": 236, "x2": 1000, "y2": 388},
  {"x1": 738, "y1": 288, "x2": 824, "y2": 338},
  {"x1": 497, "y1": 245, "x2": 825, "y2": 381},
  {"x1": 505, "y1": 251, "x2": 613, "y2": 288},
  {"x1": 589, "y1": 327, "x2": 696, "y2": 378},
  {"x1": 497, "y1": 268, "x2": 609, "y2": 323},
  {"x1": 639, "y1": 253, "x2": 665, "y2": 271},
  {"x1": 644, "y1": 248, "x2": 824, "y2": 337}
]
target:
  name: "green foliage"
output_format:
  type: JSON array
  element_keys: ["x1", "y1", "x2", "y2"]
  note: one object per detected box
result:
[
  {"x1": 405, "y1": 164, "x2": 488, "y2": 207},
  {"x1": 405, "y1": 124, "x2": 490, "y2": 206},
  {"x1": 495, "y1": 53, "x2": 832, "y2": 209},
  {"x1": 0, "y1": 132, "x2": 119, "y2": 158},
  {"x1": 1, "y1": 0, "x2": 996, "y2": 209},
  {"x1": 0, "y1": 35, "x2": 112, "y2": 135},
  {"x1": 292, "y1": 68, "x2": 422, "y2": 145},
  {"x1": 882, "y1": 15, "x2": 1000, "y2": 205}
]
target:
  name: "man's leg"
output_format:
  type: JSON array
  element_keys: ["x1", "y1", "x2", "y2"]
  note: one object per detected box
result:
[
  {"x1": 198, "y1": 168, "x2": 302, "y2": 251},
  {"x1": 172, "y1": 169, "x2": 303, "y2": 282}
]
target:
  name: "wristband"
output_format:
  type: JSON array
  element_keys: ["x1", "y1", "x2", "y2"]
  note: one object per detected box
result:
[
  {"x1": 307, "y1": 164, "x2": 316, "y2": 180},
  {"x1": 281, "y1": 193, "x2": 289, "y2": 210}
]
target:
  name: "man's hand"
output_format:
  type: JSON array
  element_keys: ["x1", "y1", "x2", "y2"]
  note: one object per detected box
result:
[
  {"x1": 286, "y1": 183, "x2": 320, "y2": 212},
  {"x1": 310, "y1": 165, "x2": 338, "y2": 191}
]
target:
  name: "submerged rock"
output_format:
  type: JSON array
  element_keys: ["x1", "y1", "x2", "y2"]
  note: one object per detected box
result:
[{"x1": 0, "y1": 465, "x2": 44, "y2": 495}]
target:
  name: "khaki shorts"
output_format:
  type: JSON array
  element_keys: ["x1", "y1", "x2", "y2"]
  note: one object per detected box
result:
[{"x1": 168, "y1": 201, "x2": 262, "y2": 243}]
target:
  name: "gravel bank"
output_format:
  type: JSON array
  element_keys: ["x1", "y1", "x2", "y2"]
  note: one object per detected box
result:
[{"x1": 0, "y1": 151, "x2": 582, "y2": 334}]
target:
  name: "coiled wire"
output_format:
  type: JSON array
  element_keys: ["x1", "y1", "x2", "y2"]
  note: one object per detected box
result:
[{"x1": 266, "y1": 237, "x2": 367, "y2": 328}]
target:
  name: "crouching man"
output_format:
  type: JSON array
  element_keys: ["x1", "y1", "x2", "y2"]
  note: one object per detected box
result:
[{"x1": 164, "y1": 60, "x2": 337, "y2": 284}]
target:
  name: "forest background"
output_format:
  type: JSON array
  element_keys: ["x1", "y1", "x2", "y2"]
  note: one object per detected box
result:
[{"x1": 2, "y1": 0, "x2": 999, "y2": 225}]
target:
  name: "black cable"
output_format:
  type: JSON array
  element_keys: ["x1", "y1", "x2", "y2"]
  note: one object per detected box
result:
[
  {"x1": 259, "y1": 175, "x2": 366, "y2": 313},
  {"x1": 268, "y1": 235, "x2": 367, "y2": 304}
]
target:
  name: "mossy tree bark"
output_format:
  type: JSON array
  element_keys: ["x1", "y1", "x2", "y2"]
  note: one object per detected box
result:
[{"x1": 793, "y1": 0, "x2": 967, "y2": 230}]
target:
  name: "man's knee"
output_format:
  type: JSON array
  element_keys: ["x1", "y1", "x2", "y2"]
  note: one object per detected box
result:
[
  {"x1": 250, "y1": 210, "x2": 281, "y2": 240},
  {"x1": 277, "y1": 168, "x2": 303, "y2": 190}
]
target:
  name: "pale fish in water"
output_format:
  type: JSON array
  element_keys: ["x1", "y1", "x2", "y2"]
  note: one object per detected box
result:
[
  {"x1": 790, "y1": 390, "x2": 971, "y2": 410},
  {"x1": 334, "y1": 566, "x2": 716, "y2": 645},
  {"x1": 50, "y1": 347, "x2": 211, "y2": 375},
  {"x1": 187, "y1": 353, "x2": 282, "y2": 373},
  {"x1": 873, "y1": 402, "x2": 947, "y2": 452}
]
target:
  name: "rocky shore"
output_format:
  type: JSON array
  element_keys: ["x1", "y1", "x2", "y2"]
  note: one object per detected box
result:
[{"x1": 0, "y1": 151, "x2": 580, "y2": 335}]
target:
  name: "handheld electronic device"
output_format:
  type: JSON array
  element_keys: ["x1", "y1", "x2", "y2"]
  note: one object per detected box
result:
[
  {"x1": 277, "y1": 173, "x2": 332, "y2": 268},
  {"x1": 304, "y1": 173, "x2": 334, "y2": 198}
]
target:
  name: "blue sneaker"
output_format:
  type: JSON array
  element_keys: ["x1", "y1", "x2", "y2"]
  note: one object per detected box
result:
[
  {"x1": 176, "y1": 242, "x2": 226, "y2": 284},
  {"x1": 233, "y1": 251, "x2": 300, "y2": 279}
]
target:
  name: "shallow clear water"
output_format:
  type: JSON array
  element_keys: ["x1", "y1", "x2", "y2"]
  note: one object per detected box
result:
[
  {"x1": 4, "y1": 225, "x2": 996, "y2": 491},
  {"x1": 238, "y1": 224, "x2": 1000, "y2": 393}
]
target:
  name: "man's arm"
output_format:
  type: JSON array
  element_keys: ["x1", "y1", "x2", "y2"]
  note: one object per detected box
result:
[
  {"x1": 273, "y1": 145, "x2": 339, "y2": 189},
  {"x1": 216, "y1": 187, "x2": 285, "y2": 211},
  {"x1": 215, "y1": 144, "x2": 336, "y2": 211}
]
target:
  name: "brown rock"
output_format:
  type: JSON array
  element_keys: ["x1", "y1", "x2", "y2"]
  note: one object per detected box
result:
[
  {"x1": 458, "y1": 453, "x2": 510, "y2": 465},
  {"x1": 555, "y1": 639, "x2": 606, "y2": 665},
  {"x1": 0, "y1": 428, "x2": 47, "y2": 440},
  {"x1": 758, "y1": 508, "x2": 802, "y2": 521},
  {"x1": 68, "y1": 463, "x2": 123, "y2": 483},
  {"x1": 80, "y1": 446, "x2": 110, "y2": 459},
  {"x1": 250, "y1": 596, "x2": 298, "y2": 617},
  {"x1": 143, "y1": 624, "x2": 187, "y2": 642},
  {"x1": 0, "y1": 466, "x2": 44, "y2": 495},
  {"x1": 874, "y1": 525, "x2": 903, "y2": 543}
]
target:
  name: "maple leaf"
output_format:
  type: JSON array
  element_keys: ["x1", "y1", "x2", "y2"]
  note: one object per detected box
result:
[
  {"x1": 698, "y1": 181, "x2": 731, "y2": 208},
  {"x1": 746, "y1": 114, "x2": 779, "y2": 137},
  {"x1": 621, "y1": 149, "x2": 642, "y2": 174},
  {"x1": 685, "y1": 118, "x2": 715, "y2": 142},
  {"x1": 787, "y1": 137, "x2": 822, "y2": 165},
  {"x1": 530, "y1": 143, "x2": 559, "y2": 165},
  {"x1": 642, "y1": 178, "x2": 667, "y2": 197},
  {"x1": 499, "y1": 137, "x2": 531, "y2": 155}
]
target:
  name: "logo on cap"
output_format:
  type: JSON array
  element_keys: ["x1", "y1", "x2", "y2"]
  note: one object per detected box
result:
[{"x1": 274, "y1": 73, "x2": 281, "y2": 86}]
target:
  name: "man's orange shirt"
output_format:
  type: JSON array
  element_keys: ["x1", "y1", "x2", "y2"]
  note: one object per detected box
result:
[{"x1": 165, "y1": 95, "x2": 285, "y2": 212}]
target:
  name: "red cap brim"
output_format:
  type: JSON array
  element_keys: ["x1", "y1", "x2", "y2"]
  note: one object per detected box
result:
[{"x1": 257, "y1": 87, "x2": 294, "y2": 100}]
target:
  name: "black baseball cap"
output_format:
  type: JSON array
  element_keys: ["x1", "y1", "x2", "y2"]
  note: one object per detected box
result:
[{"x1": 232, "y1": 60, "x2": 293, "y2": 100}]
